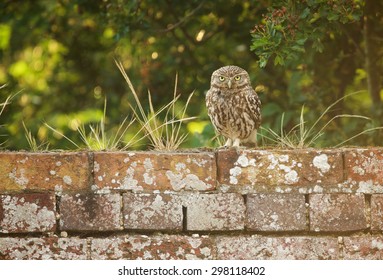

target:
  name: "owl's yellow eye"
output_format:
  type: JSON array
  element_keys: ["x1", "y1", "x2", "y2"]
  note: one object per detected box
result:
[
  {"x1": 234, "y1": 75, "x2": 241, "y2": 81},
  {"x1": 219, "y1": 76, "x2": 225, "y2": 81}
]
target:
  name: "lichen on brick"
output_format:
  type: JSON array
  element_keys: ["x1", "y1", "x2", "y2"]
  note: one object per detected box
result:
[
  {"x1": 312, "y1": 154, "x2": 331, "y2": 174},
  {"x1": 0, "y1": 194, "x2": 56, "y2": 233},
  {"x1": 0, "y1": 238, "x2": 87, "y2": 260},
  {"x1": 123, "y1": 193, "x2": 182, "y2": 230}
]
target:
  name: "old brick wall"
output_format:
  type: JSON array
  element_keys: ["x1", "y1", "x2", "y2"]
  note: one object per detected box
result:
[{"x1": 0, "y1": 148, "x2": 383, "y2": 260}]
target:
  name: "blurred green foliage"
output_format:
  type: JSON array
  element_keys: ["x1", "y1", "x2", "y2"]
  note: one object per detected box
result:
[{"x1": 0, "y1": 0, "x2": 382, "y2": 150}]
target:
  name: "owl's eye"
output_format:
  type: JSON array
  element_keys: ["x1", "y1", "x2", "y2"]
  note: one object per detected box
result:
[
  {"x1": 234, "y1": 75, "x2": 241, "y2": 81},
  {"x1": 219, "y1": 76, "x2": 225, "y2": 81}
]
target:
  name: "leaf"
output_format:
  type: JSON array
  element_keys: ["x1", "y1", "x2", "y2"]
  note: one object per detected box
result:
[{"x1": 274, "y1": 54, "x2": 285, "y2": 66}]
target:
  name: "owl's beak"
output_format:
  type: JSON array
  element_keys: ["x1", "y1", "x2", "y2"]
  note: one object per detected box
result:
[{"x1": 227, "y1": 79, "x2": 232, "y2": 89}]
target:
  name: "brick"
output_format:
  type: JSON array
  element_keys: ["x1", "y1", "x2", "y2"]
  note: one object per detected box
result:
[
  {"x1": 216, "y1": 236, "x2": 339, "y2": 260},
  {"x1": 92, "y1": 152, "x2": 216, "y2": 192},
  {"x1": 344, "y1": 148, "x2": 383, "y2": 193},
  {"x1": 343, "y1": 236, "x2": 383, "y2": 260},
  {"x1": 371, "y1": 195, "x2": 383, "y2": 231},
  {"x1": 246, "y1": 193, "x2": 307, "y2": 231},
  {"x1": 90, "y1": 234, "x2": 214, "y2": 260},
  {"x1": 123, "y1": 193, "x2": 182, "y2": 231},
  {"x1": 0, "y1": 237, "x2": 87, "y2": 260},
  {"x1": 309, "y1": 194, "x2": 367, "y2": 232},
  {"x1": 0, "y1": 193, "x2": 56, "y2": 233},
  {"x1": 60, "y1": 193, "x2": 122, "y2": 231},
  {"x1": 0, "y1": 152, "x2": 91, "y2": 193},
  {"x1": 184, "y1": 193, "x2": 245, "y2": 231},
  {"x1": 217, "y1": 149, "x2": 342, "y2": 192}
]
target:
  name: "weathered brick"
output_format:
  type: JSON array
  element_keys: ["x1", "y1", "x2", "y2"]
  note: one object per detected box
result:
[
  {"x1": 216, "y1": 236, "x2": 339, "y2": 259},
  {"x1": 93, "y1": 152, "x2": 216, "y2": 192},
  {"x1": 371, "y1": 195, "x2": 383, "y2": 231},
  {"x1": 309, "y1": 194, "x2": 367, "y2": 232},
  {"x1": 0, "y1": 237, "x2": 87, "y2": 260},
  {"x1": 0, "y1": 193, "x2": 56, "y2": 233},
  {"x1": 246, "y1": 193, "x2": 307, "y2": 231},
  {"x1": 60, "y1": 193, "x2": 122, "y2": 231},
  {"x1": 184, "y1": 193, "x2": 245, "y2": 231},
  {"x1": 90, "y1": 234, "x2": 214, "y2": 260},
  {"x1": 343, "y1": 236, "x2": 383, "y2": 260},
  {"x1": 123, "y1": 193, "x2": 182, "y2": 231},
  {"x1": 217, "y1": 149, "x2": 343, "y2": 193},
  {"x1": 344, "y1": 148, "x2": 383, "y2": 193},
  {"x1": 0, "y1": 152, "x2": 91, "y2": 193}
]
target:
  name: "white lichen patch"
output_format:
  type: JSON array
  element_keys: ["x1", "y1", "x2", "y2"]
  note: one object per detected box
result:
[
  {"x1": 165, "y1": 162, "x2": 211, "y2": 191},
  {"x1": 0, "y1": 196, "x2": 55, "y2": 233},
  {"x1": 0, "y1": 238, "x2": 87, "y2": 260},
  {"x1": 229, "y1": 166, "x2": 242, "y2": 185},
  {"x1": 8, "y1": 168, "x2": 29, "y2": 188},
  {"x1": 185, "y1": 193, "x2": 245, "y2": 231},
  {"x1": 266, "y1": 154, "x2": 301, "y2": 185},
  {"x1": 143, "y1": 158, "x2": 156, "y2": 186},
  {"x1": 313, "y1": 154, "x2": 331, "y2": 174},
  {"x1": 125, "y1": 194, "x2": 182, "y2": 229},
  {"x1": 236, "y1": 154, "x2": 256, "y2": 167},
  {"x1": 121, "y1": 166, "x2": 143, "y2": 191},
  {"x1": 284, "y1": 170, "x2": 298, "y2": 184},
  {"x1": 54, "y1": 185, "x2": 63, "y2": 196},
  {"x1": 93, "y1": 161, "x2": 100, "y2": 172},
  {"x1": 63, "y1": 175, "x2": 72, "y2": 185},
  {"x1": 372, "y1": 239, "x2": 383, "y2": 250}
]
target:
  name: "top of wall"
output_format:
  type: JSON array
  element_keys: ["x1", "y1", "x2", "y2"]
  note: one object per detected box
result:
[{"x1": 0, "y1": 147, "x2": 382, "y2": 195}]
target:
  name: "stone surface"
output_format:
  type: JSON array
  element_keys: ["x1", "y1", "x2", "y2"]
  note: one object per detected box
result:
[
  {"x1": 344, "y1": 148, "x2": 383, "y2": 193},
  {"x1": 0, "y1": 237, "x2": 87, "y2": 260},
  {"x1": 0, "y1": 193, "x2": 56, "y2": 233},
  {"x1": 216, "y1": 236, "x2": 339, "y2": 259},
  {"x1": 123, "y1": 193, "x2": 182, "y2": 231},
  {"x1": 217, "y1": 149, "x2": 343, "y2": 192},
  {"x1": 184, "y1": 193, "x2": 245, "y2": 231},
  {"x1": 90, "y1": 234, "x2": 214, "y2": 260},
  {"x1": 0, "y1": 152, "x2": 91, "y2": 194},
  {"x1": 60, "y1": 193, "x2": 122, "y2": 231},
  {"x1": 93, "y1": 152, "x2": 216, "y2": 192},
  {"x1": 371, "y1": 194, "x2": 383, "y2": 231},
  {"x1": 309, "y1": 194, "x2": 367, "y2": 232},
  {"x1": 246, "y1": 193, "x2": 307, "y2": 231},
  {"x1": 343, "y1": 236, "x2": 383, "y2": 260}
]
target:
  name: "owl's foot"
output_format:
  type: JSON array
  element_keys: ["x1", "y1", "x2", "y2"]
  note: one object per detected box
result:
[
  {"x1": 232, "y1": 138, "x2": 241, "y2": 147},
  {"x1": 223, "y1": 138, "x2": 232, "y2": 147}
]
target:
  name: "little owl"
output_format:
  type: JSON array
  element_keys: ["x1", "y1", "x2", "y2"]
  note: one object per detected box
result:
[{"x1": 206, "y1": 65, "x2": 261, "y2": 147}]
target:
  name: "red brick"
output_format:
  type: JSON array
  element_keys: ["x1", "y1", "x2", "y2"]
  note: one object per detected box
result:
[
  {"x1": 0, "y1": 152, "x2": 91, "y2": 193},
  {"x1": 185, "y1": 193, "x2": 245, "y2": 231},
  {"x1": 344, "y1": 148, "x2": 383, "y2": 193},
  {"x1": 216, "y1": 236, "x2": 339, "y2": 259},
  {"x1": 60, "y1": 193, "x2": 122, "y2": 231},
  {"x1": 0, "y1": 237, "x2": 87, "y2": 260},
  {"x1": 309, "y1": 194, "x2": 367, "y2": 232},
  {"x1": 123, "y1": 193, "x2": 182, "y2": 231},
  {"x1": 90, "y1": 234, "x2": 214, "y2": 260},
  {"x1": 371, "y1": 195, "x2": 383, "y2": 231},
  {"x1": 246, "y1": 194, "x2": 307, "y2": 231},
  {"x1": 93, "y1": 152, "x2": 216, "y2": 192},
  {"x1": 343, "y1": 236, "x2": 383, "y2": 260},
  {"x1": 0, "y1": 193, "x2": 56, "y2": 233},
  {"x1": 217, "y1": 149, "x2": 342, "y2": 192}
]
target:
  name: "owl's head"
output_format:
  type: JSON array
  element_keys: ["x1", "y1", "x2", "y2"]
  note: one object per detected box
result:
[{"x1": 210, "y1": 65, "x2": 251, "y2": 90}]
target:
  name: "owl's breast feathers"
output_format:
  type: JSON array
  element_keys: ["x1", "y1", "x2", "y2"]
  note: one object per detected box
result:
[{"x1": 206, "y1": 86, "x2": 261, "y2": 140}]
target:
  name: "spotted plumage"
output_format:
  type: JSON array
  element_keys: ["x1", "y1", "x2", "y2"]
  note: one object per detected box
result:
[{"x1": 206, "y1": 65, "x2": 261, "y2": 147}]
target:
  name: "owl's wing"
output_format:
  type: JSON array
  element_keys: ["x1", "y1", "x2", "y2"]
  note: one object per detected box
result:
[{"x1": 245, "y1": 88, "x2": 262, "y2": 125}]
